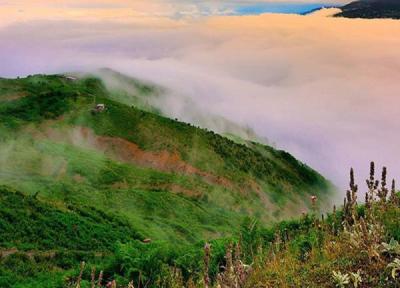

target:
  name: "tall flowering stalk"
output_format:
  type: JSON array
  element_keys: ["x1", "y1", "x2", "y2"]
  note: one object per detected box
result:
[
  {"x1": 366, "y1": 162, "x2": 379, "y2": 204},
  {"x1": 91, "y1": 267, "x2": 96, "y2": 288},
  {"x1": 377, "y1": 167, "x2": 389, "y2": 202},
  {"x1": 216, "y1": 242, "x2": 252, "y2": 288},
  {"x1": 204, "y1": 243, "x2": 211, "y2": 288},
  {"x1": 344, "y1": 168, "x2": 358, "y2": 226},
  {"x1": 390, "y1": 179, "x2": 399, "y2": 206},
  {"x1": 76, "y1": 261, "x2": 86, "y2": 288},
  {"x1": 97, "y1": 270, "x2": 103, "y2": 288}
]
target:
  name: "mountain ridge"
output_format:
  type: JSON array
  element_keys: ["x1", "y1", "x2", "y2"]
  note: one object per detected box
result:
[{"x1": 336, "y1": 0, "x2": 400, "y2": 19}]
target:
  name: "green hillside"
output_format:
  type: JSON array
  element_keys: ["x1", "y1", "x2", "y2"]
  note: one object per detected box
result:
[
  {"x1": 91, "y1": 68, "x2": 267, "y2": 143},
  {"x1": 0, "y1": 72, "x2": 334, "y2": 287}
]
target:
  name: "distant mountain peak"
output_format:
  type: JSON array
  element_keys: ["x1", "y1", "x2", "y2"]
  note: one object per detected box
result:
[{"x1": 336, "y1": 0, "x2": 400, "y2": 19}]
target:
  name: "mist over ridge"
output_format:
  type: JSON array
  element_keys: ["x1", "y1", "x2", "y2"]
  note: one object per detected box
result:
[{"x1": 0, "y1": 4, "x2": 400, "y2": 190}]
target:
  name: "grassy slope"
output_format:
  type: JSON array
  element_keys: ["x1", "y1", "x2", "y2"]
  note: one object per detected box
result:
[
  {"x1": 0, "y1": 74, "x2": 333, "y2": 240},
  {"x1": 0, "y1": 186, "x2": 141, "y2": 251},
  {"x1": 0, "y1": 186, "x2": 139, "y2": 287},
  {"x1": 0, "y1": 73, "x2": 333, "y2": 286}
]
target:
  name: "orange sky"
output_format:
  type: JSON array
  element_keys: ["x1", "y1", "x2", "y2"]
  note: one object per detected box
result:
[{"x1": 0, "y1": 1, "x2": 351, "y2": 27}]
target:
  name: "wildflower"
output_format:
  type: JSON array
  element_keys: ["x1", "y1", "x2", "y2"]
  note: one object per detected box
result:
[
  {"x1": 204, "y1": 243, "x2": 211, "y2": 288},
  {"x1": 97, "y1": 271, "x2": 103, "y2": 287},
  {"x1": 106, "y1": 280, "x2": 116, "y2": 288},
  {"x1": 76, "y1": 261, "x2": 85, "y2": 288},
  {"x1": 91, "y1": 267, "x2": 96, "y2": 288},
  {"x1": 311, "y1": 195, "x2": 317, "y2": 205}
]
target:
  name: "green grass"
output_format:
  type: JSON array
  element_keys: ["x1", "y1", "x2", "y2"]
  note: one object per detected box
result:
[
  {"x1": 0, "y1": 186, "x2": 141, "y2": 251},
  {"x1": 0, "y1": 186, "x2": 139, "y2": 288},
  {"x1": 0, "y1": 136, "x2": 243, "y2": 243},
  {"x1": 0, "y1": 73, "x2": 333, "y2": 226}
]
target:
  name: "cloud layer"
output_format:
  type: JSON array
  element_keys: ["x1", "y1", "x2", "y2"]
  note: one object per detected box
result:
[{"x1": 1, "y1": 2, "x2": 400, "y2": 193}]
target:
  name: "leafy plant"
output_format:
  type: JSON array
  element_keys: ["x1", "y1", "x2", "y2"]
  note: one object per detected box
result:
[
  {"x1": 382, "y1": 238, "x2": 400, "y2": 256},
  {"x1": 332, "y1": 271, "x2": 350, "y2": 288},
  {"x1": 349, "y1": 270, "x2": 362, "y2": 288},
  {"x1": 387, "y1": 258, "x2": 400, "y2": 280}
]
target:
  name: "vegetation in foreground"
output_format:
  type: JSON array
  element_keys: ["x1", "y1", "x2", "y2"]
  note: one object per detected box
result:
[
  {"x1": 1, "y1": 163, "x2": 399, "y2": 287},
  {"x1": 64, "y1": 163, "x2": 400, "y2": 287}
]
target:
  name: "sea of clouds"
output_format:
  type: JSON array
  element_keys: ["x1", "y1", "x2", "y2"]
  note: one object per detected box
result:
[{"x1": 1, "y1": 1, "x2": 400, "y2": 193}]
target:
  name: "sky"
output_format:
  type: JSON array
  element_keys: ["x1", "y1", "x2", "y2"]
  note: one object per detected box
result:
[
  {"x1": 0, "y1": 1, "x2": 350, "y2": 25},
  {"x1": 1, "y1": 0, "x2": 400, "y2": 195}
]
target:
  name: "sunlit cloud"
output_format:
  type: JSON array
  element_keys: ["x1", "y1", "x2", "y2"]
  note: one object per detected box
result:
[{"x1": 0, "y1": 0, "x2": 351, "y2": 27}]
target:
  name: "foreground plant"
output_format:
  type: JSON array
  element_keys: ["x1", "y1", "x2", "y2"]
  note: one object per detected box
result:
[
  {"x1": 387, "y1": 258, "x2": 400, "y2": 280},
  {"x1": 382, "y1": 238, "x2": 400, "y2": 256},
  {"x1": 349, "y1": 270, "x2": 362, "y2": 288},
  {"x1": 216, "y1": 243, "x2": 252, "y2": 288},
  {"x1": 67, "y1": 162, "x2": 400, "y2": 287},
  {"x1": 332, "y1": 271, "x2": 350, "y2": 288}
]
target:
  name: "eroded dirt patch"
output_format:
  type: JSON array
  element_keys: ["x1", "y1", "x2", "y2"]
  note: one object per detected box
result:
[
  {"x1": 36, "y1": 126, "x2": 235, "y2": 190},
  {"x1": 0, "y1": 92, "x2": 27, "y2": 102},
  {"x1": 97, "y1": 134, "x2": 233, "y2": 188}
]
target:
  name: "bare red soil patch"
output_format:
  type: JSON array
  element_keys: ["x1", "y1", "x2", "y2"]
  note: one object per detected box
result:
[
  {"x1": 94, "y1": 131, "x2": 234, "y2": 189},
  {"x1": 0, "y1": 92, "x2": 27, "y2": 101},
  {"x1": 37, "y1": 126, "x2": 234, "y2": 190}
]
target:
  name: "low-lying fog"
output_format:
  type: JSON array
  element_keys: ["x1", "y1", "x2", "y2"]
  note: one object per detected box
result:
[{"x1": 1, "y1": 1, "x2": 400, "y2": 193}]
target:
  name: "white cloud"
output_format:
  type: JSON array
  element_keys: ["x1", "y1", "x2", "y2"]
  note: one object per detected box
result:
[{"x1": 0, "y1": 3, "x2": 399, "y2": 193}]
